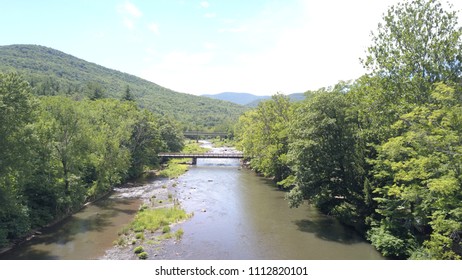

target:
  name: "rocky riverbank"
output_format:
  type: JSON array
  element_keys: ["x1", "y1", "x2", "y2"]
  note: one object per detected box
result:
[{"x1": 101, "y1": 174, "x2": 193, "y2": 260}]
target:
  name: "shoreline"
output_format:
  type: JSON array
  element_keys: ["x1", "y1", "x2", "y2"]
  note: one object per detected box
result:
[{"x1": 101, "y1": 168, "x2": 193, "y2": 260}]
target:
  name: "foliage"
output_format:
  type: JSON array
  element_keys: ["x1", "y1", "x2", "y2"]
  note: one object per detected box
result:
[
  {"x1": 362, "y1": 0, "x2": 462, "y2": 105},
  {"x1": 235, "y1": 94, "x2": 292, "y2": 183},
  {"x1": 133, "y1": 246, "x2": 144, "y2": 254},
  {"x1": 368, "y1": 83, "x2": 462, "y2": 259},
  {"x1": 137, "y1": 252, "x2": 148, "y2": 259},
  {"x1": 175, "y1": 228, "x2": 184, "y2": 240},
  {"x1": 0, "y1": 73, "x2": 184, "y2": 248},
  {"x1": 0, "y1": 73, "x2": 35, "y2": 245},
  {"x1": 286, "y1": 86, "x2": 366, "y2": 230}
]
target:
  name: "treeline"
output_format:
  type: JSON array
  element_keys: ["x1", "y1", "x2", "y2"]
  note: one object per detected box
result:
[
  {"x1": 235, "y1": 0, "x2": 462, "y2": 259},
  {"x1": 0, "y1": 73, "x2": 184, "y2": 248}
]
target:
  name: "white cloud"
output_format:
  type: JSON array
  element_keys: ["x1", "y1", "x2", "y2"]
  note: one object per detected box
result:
[
  {"x1": 117, "y1": 1, "x2": 142, "y2": 29},
  {"x1": 119, "y1": 1, "x2": 142, "y2": 18},
  {"x1": 204, "y1": 13, "x2": 216, "y2": 18},
  {"x1": 200, "y1": 1, "x2": 210, "y2": 8},
  {"x1": 148, "y1": 23, "x2": 160, "y2": 34},
  {"x1": 123, "y1": 18, "x2": 135, "y2": 29},
  {"x1": 218, "y1": 26, "x2": 247, "y2": 33},
  {"x1": 203, "y1": 42, "x2": 216, "y2": 50}
]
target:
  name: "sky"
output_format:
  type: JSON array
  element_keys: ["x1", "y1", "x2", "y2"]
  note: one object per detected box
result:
[{"x1": 1, "y1": 0, "x2": 462, "y2": 96}]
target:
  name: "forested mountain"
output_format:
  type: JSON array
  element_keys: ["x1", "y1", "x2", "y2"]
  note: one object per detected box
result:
[
  {"x1": 203, "y1": 91, "x2": 304, "y2": 107},
  {"x1": 0, "y1": 44, "x2": 246, "y2": 131}
]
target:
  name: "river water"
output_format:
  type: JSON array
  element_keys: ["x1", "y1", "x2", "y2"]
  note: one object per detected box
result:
[{"x1": 1, "y1": 145, "x2": 383, "y2": 260}]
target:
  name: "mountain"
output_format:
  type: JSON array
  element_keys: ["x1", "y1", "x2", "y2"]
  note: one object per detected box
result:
[
  {"x1": 204, "y1": 92, "x2": 305, "y2": 107},
  {"x1": 202, "y1": 92, "x2": 269, "y2": 106},
  {"x1": 0, "y1": 44, "x2": 246, "y2": 130}
]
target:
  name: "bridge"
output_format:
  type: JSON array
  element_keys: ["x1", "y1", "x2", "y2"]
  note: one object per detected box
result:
[
  {"x1": 183, "y1": 131, "x2": 230, "y2": 139},
  {"x1": 159, "y1": 152, "x2": 244, "y2": 165}
]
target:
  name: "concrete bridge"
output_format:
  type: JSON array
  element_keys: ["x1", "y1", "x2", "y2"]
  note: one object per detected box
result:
[{"x1": 158, "y1": 152, "x2": 244, "y2": 165}]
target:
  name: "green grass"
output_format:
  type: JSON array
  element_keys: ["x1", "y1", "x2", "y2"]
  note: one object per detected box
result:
[
  {"x1": 182, "y1": 141, "x2": 211, "y2": 153},
  {"x1": 162, "y1": 225, "x2": 171, "y2": 233},
  {"x1": 209, "y1": 137, "x2": 235, "y2": 148},
  {"x1": 130, "y1": 206, "x2": 191, "y2": 233},
  {"x1": 158, "y1": 159, "x2": 189, "y2": 178},
  {"x1": 175, "y1": 228, "x2": 184, "y2": 240}
]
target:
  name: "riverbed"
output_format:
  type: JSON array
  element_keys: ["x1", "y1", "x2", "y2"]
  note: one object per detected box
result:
[{"x1": 1, "y1": 143, "x2": 383, "y2": 260}]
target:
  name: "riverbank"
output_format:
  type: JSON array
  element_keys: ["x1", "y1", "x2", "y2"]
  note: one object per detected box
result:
[
  {"x1": 101, "y1": 177, "x2": 192, "y2": 260},
  {"x1": 101, "y1": 141, "x2": 220, "y2": 260}
]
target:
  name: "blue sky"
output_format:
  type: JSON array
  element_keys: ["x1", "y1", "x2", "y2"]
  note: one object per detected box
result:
[{"x1": 1, "y1": 0, "x2": 461, "y2": 95}]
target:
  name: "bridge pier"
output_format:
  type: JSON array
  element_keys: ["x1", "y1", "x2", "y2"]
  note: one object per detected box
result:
[{"x1": 192, "y1": 157, "x2": 197, "y2": 165}]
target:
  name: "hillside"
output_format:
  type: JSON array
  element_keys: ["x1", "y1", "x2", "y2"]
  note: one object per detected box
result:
[
  {"x1": 204, "y1": 92, "x2": 305, "y2": 107},
  {"x1": 0, "y1": 44, "x2": 246, "y2": 130}
]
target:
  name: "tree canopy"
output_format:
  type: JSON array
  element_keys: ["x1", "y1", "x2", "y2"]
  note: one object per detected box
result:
[{"x1": 235, "y1": 0, "x2": 462, "y2": 259}]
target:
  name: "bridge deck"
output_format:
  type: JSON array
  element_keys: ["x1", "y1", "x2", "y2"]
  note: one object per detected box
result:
[{"x1": 158, "y1": 152, "x2": 244, "y2": 159}]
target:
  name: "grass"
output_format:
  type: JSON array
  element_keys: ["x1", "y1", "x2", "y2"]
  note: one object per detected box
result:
[
  {"x1": 130, "y1": 206, "x2": 191, "y2": 233},
  {"x1": 158, "y1": 159, "x2": 189, "y2": 178},
  {"x1": 182, "y1": 141, "x2": 211, "y2": 153},
  {"x1": 209, "y1": 137, "x2": 235, "y2": 148},
  {"x1": 114, "y1": 206, "x2": 191, "y2": 248},
  {"x1": 174, "y1": 228, "x2": 184, "y2": 240}
]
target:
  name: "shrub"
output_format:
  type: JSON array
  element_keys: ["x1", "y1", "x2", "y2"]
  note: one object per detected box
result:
[
  {"x1": 135, "y1": 232, "x2": 145, "y2": 240},
  {"x1": 134, "y1": 246, "x2": 144, "y2": 254},
  {"x1": 175, "y1": 229, "x2": 184, "y2": 240},
  {"x1": 162, "y1": 225, "x2": 171, "y2": 233},
  {"x1": 138, "y1": 252, "x2": 148, "y2": 259}
]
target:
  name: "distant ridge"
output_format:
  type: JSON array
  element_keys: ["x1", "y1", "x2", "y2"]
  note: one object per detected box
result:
[
  {"x1": 0, "y1": 44, "x2": 246, "y2": 129},
  {"x1": 202, "y1": 92, "x2": 268, "y2": 106},
  {"x1": 203, "y1": 92, "x2": 305, "y2": 107}
]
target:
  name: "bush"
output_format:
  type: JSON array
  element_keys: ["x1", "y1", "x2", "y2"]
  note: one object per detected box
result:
[
  {"x1": 134, "y1": 246, "x2": 144, "y2": 254},
  {"x1": 175, "y1": 228, "x2": 184, "y2": 240},
  {"x1": 135, "y1": 232, "x2": 145, "y2": 240},
  {"x1": 137, "y1": 252, "x2": 148, "y2": 259},
  {"x1": 162, "y1": 225, "x2": 171, "y2": 233}
]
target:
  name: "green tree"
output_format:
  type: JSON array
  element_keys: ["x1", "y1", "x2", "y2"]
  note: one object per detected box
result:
[
  {"x1": 235, "y1": 94, "x2": 292, "y2": 183},
  {"x1": 362, "y1": 0, "x2": 462, "y2": 105},
  {"x1": 286, "y1": 87, "x2": 366, "y2": 229},
  {"x1": 0, "y1": 73, "x2": 36, "y2": 245},
  {"x1": 368, "y1": 83, "x2": 462, "y2": 259},
  {"x1": 158, "y1": 116, "x2": 185, "y2": 153},
  {"x1": 35, "y1": 96, "x2": 90, "y2": 211},
  {"x1": 122, "y1": 85, "x2": 135, "y2": 102},
  {"x1": 86, "y1": 82, "x2": 106, "y2": 100}
]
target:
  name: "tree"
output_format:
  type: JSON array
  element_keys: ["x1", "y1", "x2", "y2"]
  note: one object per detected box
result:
[
  {"x1": 86, "y1": 82, "x2": 106, "y2": 100},
  {"x1": 368, "y1": 83, "x2": 462, "y2": 259},
  {"x1": 362, "y1": 0, "x2": 462, "y2": 105},
  {"x1": 122, "y1": 85, "x2": 135, "y2": 102},
  {"x1": 0, "y1": 73, "x2": 36, "y2": 245},
  {"x1": 286, "y1": 87, "x2": 365, "y2": 229},
  {"x1": 235, "y1": 94, "x2": 292, "y2": 183}
]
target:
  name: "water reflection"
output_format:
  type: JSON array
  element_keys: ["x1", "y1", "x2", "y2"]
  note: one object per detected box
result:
[{"x1": 1, "y1": 198, "x2": 141, "y2": 260}]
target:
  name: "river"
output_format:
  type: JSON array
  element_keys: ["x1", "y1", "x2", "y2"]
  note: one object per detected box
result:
[{"x1": 0, "y1": 144, "x2": 383, "y2": 260}]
